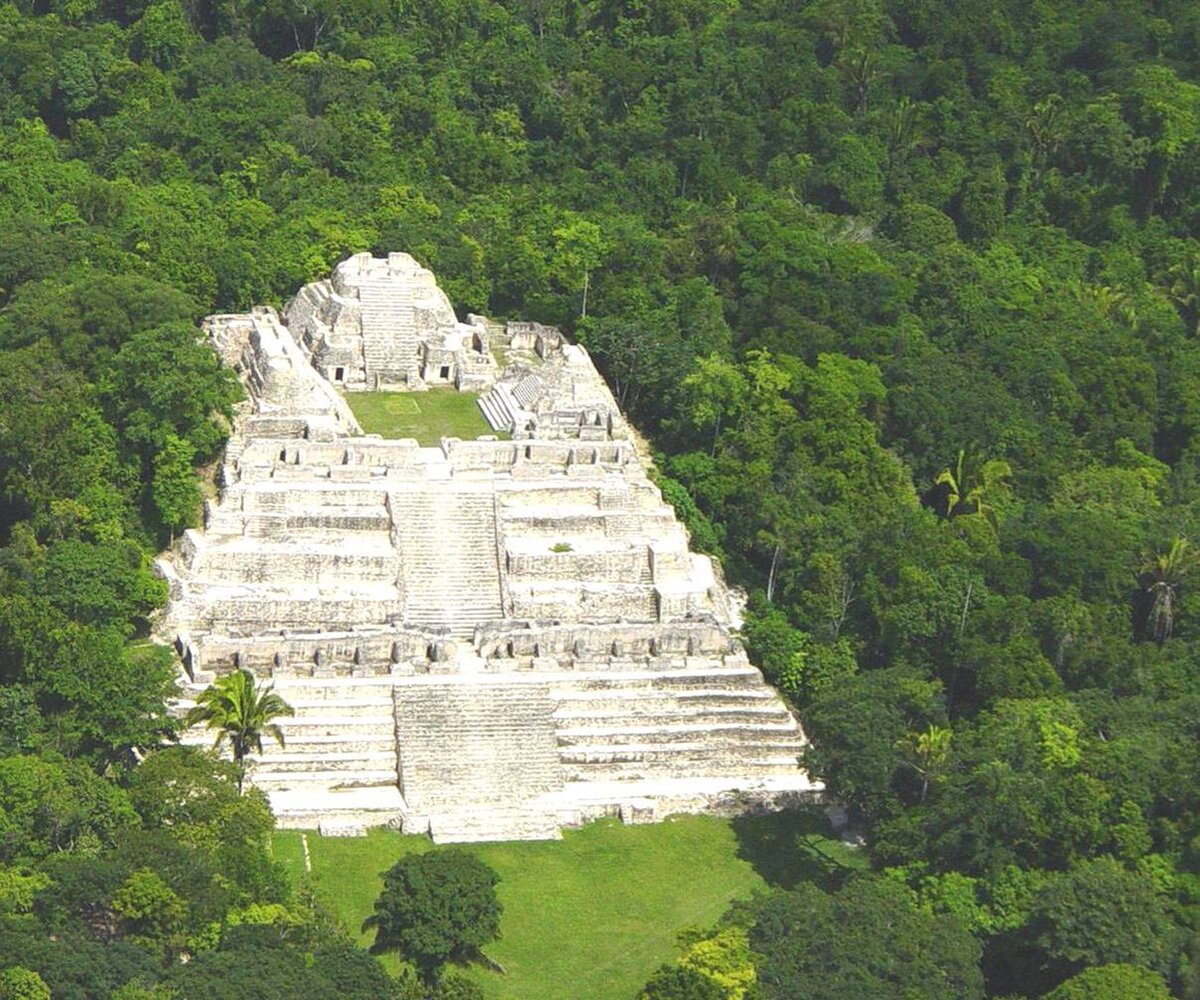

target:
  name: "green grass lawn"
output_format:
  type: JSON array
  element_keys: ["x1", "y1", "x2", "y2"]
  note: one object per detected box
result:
[
  {"x1": 345, "y1": 389, "x2": 498, "y2": 444},
  {"x1": 274, "y1": 810, "x2": 861, "y2": 1000}
]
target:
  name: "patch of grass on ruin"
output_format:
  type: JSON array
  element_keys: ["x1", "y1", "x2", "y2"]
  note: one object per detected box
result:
[
  {"x1": 274, "y1": 812, "x2": 855, "y2": 1000},
  {"x1": 345, "y1": 389, "x2": 499, "y2": 444}
]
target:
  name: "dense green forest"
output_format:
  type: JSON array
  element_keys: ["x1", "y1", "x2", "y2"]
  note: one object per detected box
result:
[{"x1": 2, "y1": 0, "x2": 1200, "y2": 996}]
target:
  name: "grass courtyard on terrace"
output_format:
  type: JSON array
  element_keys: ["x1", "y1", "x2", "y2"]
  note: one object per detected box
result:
[
  {"x1": 273, "y1": 810, "x2": 863, "y2": 1000},
  {"x1": 345, "y1": 388, "x2": 498, "y2": 445}
]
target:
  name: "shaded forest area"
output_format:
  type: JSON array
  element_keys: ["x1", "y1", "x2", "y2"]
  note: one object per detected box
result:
[{"x1": 2, "y1": 0, "x2": 1200, "y2": 996}]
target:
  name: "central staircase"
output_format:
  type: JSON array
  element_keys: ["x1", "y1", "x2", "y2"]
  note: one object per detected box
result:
[
  {"x1": 394, "y1": 678, "x2": 564, "y2": 842},
  {"x1": 358, "y1": 281, "x2": 417, "y2": 385},
  {"x1": 389, "y1": 484, "x2": 504, "y2": 638}
]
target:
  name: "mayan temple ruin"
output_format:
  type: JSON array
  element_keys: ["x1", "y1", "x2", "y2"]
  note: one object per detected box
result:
[{"x1": 158, "y1": 251, "x2": 820, "y2": 841}]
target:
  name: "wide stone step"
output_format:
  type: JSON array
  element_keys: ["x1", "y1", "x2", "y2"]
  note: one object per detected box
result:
[
  {"x1": 404, "y1": 593, "x2": 499, "y2": 610},
  {"x1": 403, "y1": 598, "x2": 502, "y2": 612},
  {"x1": 554, "y1": 707, "x2": 793, "y2": 727},
  {"x1": 281, "y1": 717, "x2": 396, "y2": 736},
  {"x1": 395, "y1": 719, "x2": 572, "y2": 740},
  {"x1": 561, "y1": 755, "x2": 805, "y2": 782},
  {"x1": 404, "y1": 612, "x2": 502, "y2": 627},
  {"x1": 561, "y1": 740, "x2": 803, "y2": 761},
  {"x1": 552, "y1": 683, "x2": 774, "y2": 704},
  {"x1": 427, "y1": 806, "x2": 562, "y2": 844},
  {"x1": 281, "y1": 685, "x2": 395, "y2": 700},
  {"x1": 275, "y1": 735, "x2": 396, "y2": 753},
  {"x1": 248, "y1": 749, "x2": 397, "y2": 771},
  {"x1": 249, "y1": 767, "x2": 399, "y2": 790},
  {"x1": 403, "y1": 551, "x2": 497, "y2": 567},
  {"x1": 287, "y1": 699, "x2": 394, "y2": 718},
  {"x1": 269, "y1": 785, "x2": 407, "y2": 833},
  {"x1": 553, "y1": 683, "x2": 778, "y2": 700},
  {"x1": 477, "y1": 392, "x2": 513, "y2": 433},
  {"x1": 549, "y1": 657, "x2": 695, "y2": 674},
  {"x1": 275, "y1": 680, "x2": 395, "y2": 696},
  {"x1": 556, "y1": 722, "x2": 800, "y2": 746},
  {"x1": 403, "y1": 590, "x2": 501, "y2": 604},
  {"x1": 559, "y1": 671, "x2": 764, "y2": 694}
]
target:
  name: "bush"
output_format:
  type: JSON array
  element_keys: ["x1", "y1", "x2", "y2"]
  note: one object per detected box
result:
[
  {"x1": 1043, "y1": 963, "x2": 1171, "y2": 1000},
  {"x1": 639, "y1": 964, "x2": 725, "y2": 1000}
]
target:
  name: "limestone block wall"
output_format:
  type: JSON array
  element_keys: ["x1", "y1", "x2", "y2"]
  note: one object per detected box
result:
[
  {"x1": 240, "y1": 440, "x2": 423, "y2": 470},
  {"x1": 451, "y1": 438, "x2": 632, "y2": 474},
  {"x1": 285, "y1": 280, "x2": 368, "y2": 388},
  {"x1": 509, "y1": 582, "x2": 659, "y2": 622},
  {"x1": 501, "y1": 510, "x2": 610, "y2": 540},
  {"x1": 188, "y1": 618, "x2": 746, "y2": 681},
  {"x1": 505, "y1": 546, "x2": 650, "y2": 583},
  {"x1": 182, "y1": 544, "x2": 399, "y2": 586},
  {"x1": 474, "y1": 620, "x2": 734, "y2": 662},
  {"x1": 240, "y1": 486, "x2": 392, "y2": 512},
  {"x1": 442, "y1": 439, "x2": 523, "y2": 474},
  {"x1": 344, "y1": 439, "x2": 423, "y2": 469},
  {"x1": 189, "y1": 628, "x2": 432, "y2": 676},
  {"x1": 206, "y1": 310, "x2": 360, "y2": 437},
  {"x1": 207, "y1": 593, "x2": 404, "y2": 633}
]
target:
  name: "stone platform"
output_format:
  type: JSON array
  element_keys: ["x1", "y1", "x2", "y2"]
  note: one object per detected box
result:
[{"x1": 160, "y1": 252, "x2": 820, "y2": 842}]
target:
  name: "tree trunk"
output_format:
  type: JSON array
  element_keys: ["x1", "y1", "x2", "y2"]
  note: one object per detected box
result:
[
  {"x1": 766, "y1": 544, "x2": 781, "y2": 603},
  {"x1": 958, "y1": 580, "x2": 973, "y2": 636}
]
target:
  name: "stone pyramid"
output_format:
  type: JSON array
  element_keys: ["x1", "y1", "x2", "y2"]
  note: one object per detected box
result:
[{"x1": 159, "y1": 253, "x2": 820, "y2": 841}]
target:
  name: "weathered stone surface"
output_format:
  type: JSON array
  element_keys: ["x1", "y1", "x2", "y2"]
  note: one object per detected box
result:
[{"x1": 162, "y1": 253, "x2": 821, "y2": 842}]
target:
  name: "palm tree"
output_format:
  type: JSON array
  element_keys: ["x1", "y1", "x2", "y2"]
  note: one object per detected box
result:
[
  {"x1": 1167, "y1": 256, "x2": 1200, "y2": 336},
  {"x1": 1136, "y1": 537, "x2": 1198, "y2": 644},
  {"x1": 932, "y1": 449, "x2": 1012, "y2": 529},
  {"x1": 185, "y1": 670, "x2": 294, "y2": 792},
  {"x1": 899, "y1": 724, "x2": 952, "y2": 803}
]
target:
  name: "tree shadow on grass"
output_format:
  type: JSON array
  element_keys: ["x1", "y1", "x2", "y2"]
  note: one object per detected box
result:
[{"x1": 731, "y1": 805, "x2": 865, "y2": 892}]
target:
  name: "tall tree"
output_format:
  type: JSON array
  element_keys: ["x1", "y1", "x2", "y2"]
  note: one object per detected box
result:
[
  {"x1": 1135, "y1": 537, "x2": 1198, "y2": 643},
  {"x1": 364, "y1": 850, "x2": 502, "y2": 981}
]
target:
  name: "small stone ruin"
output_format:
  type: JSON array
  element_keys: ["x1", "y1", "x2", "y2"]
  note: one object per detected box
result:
[{"x1": 159, "y1": 251, "x2": 820, "y2": 841}]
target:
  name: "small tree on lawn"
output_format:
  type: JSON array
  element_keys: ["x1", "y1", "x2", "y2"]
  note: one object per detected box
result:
[{"x1": 364, "y1": 849, "x2": 502, "y2": 981}]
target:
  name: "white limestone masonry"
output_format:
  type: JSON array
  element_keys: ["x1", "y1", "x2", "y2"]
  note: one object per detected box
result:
[{"x1": 160, "y1": 253, "x2": 821, "y2": 842}]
